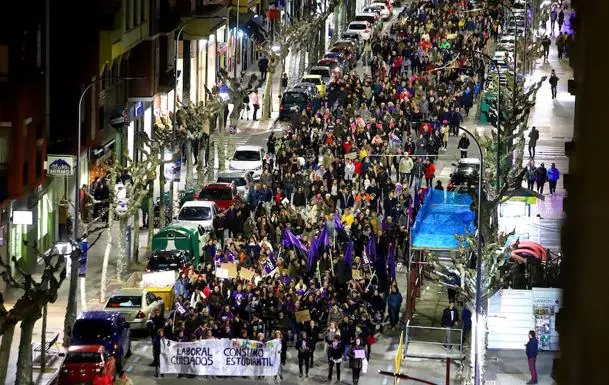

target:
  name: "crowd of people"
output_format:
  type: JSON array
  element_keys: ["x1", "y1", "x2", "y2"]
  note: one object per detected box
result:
[{"x1": 147, "y1": 0, "x2": 522, "y2": 382}]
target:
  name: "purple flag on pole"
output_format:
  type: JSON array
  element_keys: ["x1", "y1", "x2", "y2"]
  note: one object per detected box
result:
[
  {"x1": 281, "y1": 229, "x2": 308, "y2": 252},
  {"x1": 317, "y1": 225, "x2": 330, "y2": 250},
  {"x1": 388, "y1": 242, "x2": 396, "y2": 279},
  {"x1": 345, "y1": 240, "x2": 353, "y2": 267},
  {"x1": 307, "y1": 235, "x2": 318, "y2": 270},
  {"x1": 264, "y1": 252, "x2": 277, "y2": 275},
  {"x1": 334, "y1": 213, "x2": 344, "y2": 230},
  {"x1": 365, "y1": 234, "x2": 376, "y2": 263}
]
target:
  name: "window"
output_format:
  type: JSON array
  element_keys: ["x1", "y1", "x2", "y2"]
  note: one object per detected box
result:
[
  {"x1": 0, "y1": 45, "x2": 8, "y2": 80},
  {"x1": 65, "y1": 352, "x2": 103, "y2": 364},
  {"x1": 178, "y1": 206, "x2": 212, "y2": 220},
  {"x1": 232, "y1": 150, "x2": 261, "y2": 161},
  {"x1": 72, "y1": 320, "x2": 113, "y2": 340},
  {"x1": 198, "y1": 188, "x2": 233, "y2": 201},
  {"x1": 105, "y1": 295, "x2": 142, "y2": 308},
  {"x1": 146, "y1": 292, "x2": 157, "y2": 305}
]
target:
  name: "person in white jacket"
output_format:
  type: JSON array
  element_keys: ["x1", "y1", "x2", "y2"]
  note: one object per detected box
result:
[
  {"x1": 399, "y1": 153, "x2": 414, "y2": 184},
  {"x1": 344, "y1": 159, "x2": 355, "y2": 184}
]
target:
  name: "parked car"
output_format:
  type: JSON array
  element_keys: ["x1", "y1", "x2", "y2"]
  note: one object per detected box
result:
[
  {"x1": 195, "y1": 183, "x2": 240, "y2": 211},
  {"x1": 228, "y1": 145, "x2": 265, "y2": 172},
  {"x1": 301, "y1": 74, "x2": 326, "y2": 96},
  {"x1": 308, "y1": 66, "x2": 335, "y2": 85},
  {"x1": 279, "y1": 89, "x2": 312, "y2": 120},
  {"x1": 59, "y1": 345, "x2": 117, "y2": 385},
  {"x1": 175, "y1": 200, "x2": 218, "y2": 231},
  {"x1": 290, "y1": 82, "x2": 320, "y2": 98},
  {"x1": 323, "y1": 51, "x2": 351, "y2": 70},
  {"x1": 104, "y1": 289, "x2": 164, "y2": 330},
  {"x1": 316, "y1": 58, "x2": 345, "y2": 76},
  {"x1": 347, "y1": 21, "x2": 372, "y2": 41},
  {"x1": 363, "y1": 3, "x2": 391, "y2": 20},
  {"x1": 450, "y1": 158, "x2": 481, "y2": 187},
  {"x1": 340, "y1": 31, "x2": 363, "y2": 49},
  {"x1": 354, "y1": 12, "x2": 381, "y2": 34},
  {"x1": 70, "y1": 311, "x2": 131, "y2": 369},
  {"x1": 145, "y1": 249, "x2": 190, "y2": 272},
  {"x1": 216, "y1": 170, "x2": 258, "y2": 201}
]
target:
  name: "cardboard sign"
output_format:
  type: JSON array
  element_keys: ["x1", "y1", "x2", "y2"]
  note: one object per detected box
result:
[
  {"x1": 215, "y1": 268, "x2": 229, "y2": 279},
  {"x1": 295, "y1": 310, "x2": 311, "y2": 323},
  {"x1": 352, "y1": 269, "x2": 362, "y2": 280},
  {"x1": 354, "y1": 349, "x2": 366, "y2": 359},
  {"x1": 345, "y1": 152, "x2": 358, "y2": 160},
  {"x1": 221, "y1": 263, "x2": 238, "y2": 278},
  {"x1": 239, "y1": 268, "x2": 255, "y2": 281}
]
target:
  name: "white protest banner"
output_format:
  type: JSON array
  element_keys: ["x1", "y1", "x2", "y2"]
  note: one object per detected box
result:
[{"x1": 160, "y1": 338, "x2": 282, "y2": 376}]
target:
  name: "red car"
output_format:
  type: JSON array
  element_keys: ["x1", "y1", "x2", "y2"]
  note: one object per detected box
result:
[
  {"x1": 59, "y1": 345, "x2": 116, "y2": 384},
  {"x1": 195, "y1": 183, "x2": 240, "y2": 211}
]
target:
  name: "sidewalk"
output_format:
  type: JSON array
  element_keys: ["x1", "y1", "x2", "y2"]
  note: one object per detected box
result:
[{"x1": 498, "y1": 30, "x2": 574, "y2": 253}]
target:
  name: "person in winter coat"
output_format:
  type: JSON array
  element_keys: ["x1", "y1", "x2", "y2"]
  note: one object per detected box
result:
[
  {"x1": 423, "y1": 159, "x2": 436, "y2": 188},
  {"x1": 547, "y1": 163, "x2": 560, "y2": 196},
  {"x1": 152, "y1": 328, "x2": 164, "y2": 377},
  {"x1": 327, "y1": 335, "x2": 343, "y2": 381},
  {"x1": 536, "y1": 163, "x2": 548, "y2": 194},
  {"x1": 525, "y1": 330, "x2": 539, "y2": 384},
  {"x1": 349, "y1": 337, "x2": 366, "y2": 385},
  {"x1": 441, "y1": 302, "x2": 459, "y2": 349},
  {"x1": 399, "y1": 154, "x2": 414, "y2": 183},
  {"x1": 528, "y1": 126, "x2": 540, "y2": 158},
  {"x1": 549, "y1": 69, "x2": 559, "y2": 99},
  {"x1": 458, "y1": 133, "x2": 470, "y2": 158},
  {"x1": 297, "y1": 331, "x2": 312, "y2": 377},
  {"x1": 387, "y1": 286, "x2": 403, "y2": 330},
  {"x1": 258, "y1": 56, "x2": 269, "y2": 81},
  {"x1": 526, "y1": 161, "x2": 537, "y2": 190}
]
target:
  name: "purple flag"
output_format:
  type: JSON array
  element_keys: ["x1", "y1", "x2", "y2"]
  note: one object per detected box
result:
[
  {"x1": 317, "y1": 225, "x2": 330, "y2": 251},
  {"x1": 334, "y1": 213, "x2": 344, "y2": 230},
  {"x1": 388, "y1": 242, "x2": 396, "y2": 279},
  {"x1": 365, "y1": 234, "x2": 376, "y2": 264},
  {"x1": 226, "y1": 249, "x2": 237, "y2": 263},
  {"x1": 263, "y1": 253, "x2": 277, "y2": 275},
  {"x1": 307, "y1": 234, "x2": 318, "y2": 270},
  {"x1": 345, "y1": 241, "x2": 354, "y2": 267},
  {"x1": 214, "y1": 251, "x2": 223, "y2": 268},
  {"x1": 281, "y1": 229, "x2": 308, "y2": 252}
]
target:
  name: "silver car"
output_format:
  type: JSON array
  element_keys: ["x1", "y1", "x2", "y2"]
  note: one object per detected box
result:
[
  {"x1": 104, "y1": 289, "x2": 164, "y2": 330},
  {"x1": 216, "y1": 170, "x2": 259, "y2": 202}
]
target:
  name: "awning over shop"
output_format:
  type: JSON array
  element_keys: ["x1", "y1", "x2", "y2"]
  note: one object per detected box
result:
[{"x1": 181, "y1": 17, "x2": 227, "y2": 40}]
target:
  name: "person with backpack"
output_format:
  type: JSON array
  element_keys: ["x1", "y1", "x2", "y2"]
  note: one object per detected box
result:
[
  {"x1": 526, "y1": 161, "x2": 537, "y2": 190},
  {"x1": 528, "y1": 126, "x2": 539, "y2": 158}
]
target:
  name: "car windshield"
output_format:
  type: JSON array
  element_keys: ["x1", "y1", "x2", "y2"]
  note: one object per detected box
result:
[
  {"x1": 283, "y1": 92, "x2": 307, "y2": 103},
  {"x1": 148, "y1": 254, "x2": 183, "y2": 270},
  {"x1": 349, "y1": 24, "x2": 367, "y2": 30},
  {"x1": 233, "y1": 150, "x2": 260, "y2": 161},
  {"x1": 310, "y1": 69, "x2": 330, "y2": 78},
  {"x1": 72, "y1": 320, "x2": 113, "y2": 340},
  {"x1": 178, "y1": 206, "x2": 212, "y2": 220},
  {"x1": 106, "y1": 295, "x2": 142, "y2": 308},
  {"x1": 355, "y1": 16, "x2": 373, "y2": 23},
  {"x1": 65, "y1": 351, "x2": 103, "y2": 364},
  {"x1": 199, "y1": 189, "x2": 233, "y2": 201},
  {"x1": 217, "y1": 176, "x2": 247, "y2": 186},
  {"x1": 303, "y1": 78, "x2": 321, "y2": 85}
]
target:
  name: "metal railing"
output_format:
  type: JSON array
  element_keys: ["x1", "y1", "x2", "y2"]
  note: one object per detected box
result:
[{"x1": 404, "y1": 323, "x2": 464, "y2": 359}]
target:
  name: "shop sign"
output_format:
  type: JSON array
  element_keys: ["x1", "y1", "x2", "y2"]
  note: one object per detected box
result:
[
  {"x1": 135, "y1": 101, "x2": 144, "y2": 117},
  {"x1": 47, "y1": 155, "x2": 75, "y2": 176}
]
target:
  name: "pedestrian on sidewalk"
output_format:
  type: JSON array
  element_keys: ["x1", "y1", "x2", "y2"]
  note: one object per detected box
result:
[
  {"x1": 547, "y1": 162, "x2": 560, "y2": 196},
  {"x1": 441, "y1": 301, "x2": 459, "y2": 349},
  {"x1": 558, "y1": 8, "x2": 565, "y2": 33},
  {"x1": 525, "y1": 330, "x2": 539, "y2": 384},
  {"x1": 536, "y1": 162, "x2": 548, "y2": 195},
  {"x1": 526, "y1": 161, "x2": 537, "y2": 190},
  {"x1": 461, "y1": 306, "x2": 472, "y2": 344},
  {"x1": 423, "y1": 159, "x2": 436, "y2": 188},
  {"x1": 240, "y1": 89, "x2": 250, "y2": 120},
  {"x1": 458, "y1": 133, "x2": 470, "y2": 158},
  {"x1": 281, "y1": 73, "x2": 288, "y2": 94},
  {"x1": 549, "y1": 69, "x2": 559, "y2": 99},
  {"x1": 258, "y1": 56, "x2": 269, "y2": 81},
  {"x1": 556, "y1": 32, "x2": 566, "y2": 59},
  {"x1": 550, "y1": 8, "x2": 557, "y2": 36},
  {"x1": 251, "y1": 90, "x2": 260, "y2": 121},
  {"x1": 528, "y1": 126, "x2": 539, "y2": 158},
  {"x1": 541, "y1": 35, "x2": 551, "y2": 62}
]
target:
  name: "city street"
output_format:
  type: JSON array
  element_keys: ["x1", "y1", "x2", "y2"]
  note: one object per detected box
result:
[{"x1": 1, "y1": 2, "x2": 576, "y2": 385}]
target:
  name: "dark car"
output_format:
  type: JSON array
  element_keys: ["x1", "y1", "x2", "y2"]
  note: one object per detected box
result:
[
  {"x1": 145, "y1": 249, "x2": 189, "y2": 272},
  {"x1": 70, "y1": 311, "x2": 131, "y2": 370},
  {"x1": 279, "y1": 90, "x2": 312, "y2": 120},
  {"x1": 450, "y1": 158, "x2": 481, "y2": 187}
]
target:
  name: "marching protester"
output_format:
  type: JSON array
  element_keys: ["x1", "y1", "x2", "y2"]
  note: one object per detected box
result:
[{"x1": 349, "y1": 337, "x2": 366, "y2": 385}]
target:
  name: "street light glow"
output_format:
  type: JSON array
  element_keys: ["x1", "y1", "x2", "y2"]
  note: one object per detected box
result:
[{"x1": 271, "y1": 44, "x2": 281, "y2": 53}]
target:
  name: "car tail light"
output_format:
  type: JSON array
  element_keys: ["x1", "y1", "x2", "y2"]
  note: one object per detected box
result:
[{"x1": 136, "y1": 311, "x2": 146, "y2": 319}]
